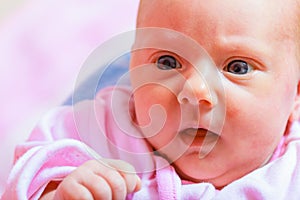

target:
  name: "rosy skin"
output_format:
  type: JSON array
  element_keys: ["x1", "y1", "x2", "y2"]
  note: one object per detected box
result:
[
  {"x1": 130, "y1": 0, "x2": 300, "y2": 188},
  {"x1": 40, "y1": 159, "x2": 141, "y2": 200}
]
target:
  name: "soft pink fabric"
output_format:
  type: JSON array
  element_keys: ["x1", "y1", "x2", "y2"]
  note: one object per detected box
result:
[
  {"x1": 2, "y1": 87, "x2": 300, "y2": 199},
  {"x1": 0, "y1": 0, "x2": 139, "y2": 194}
]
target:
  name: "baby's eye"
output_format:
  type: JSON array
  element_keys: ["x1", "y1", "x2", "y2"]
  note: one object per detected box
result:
[
  {"x1": 224, "y1": 60, "x2": 253, "y2": 75},
  {"x1": 156, "y1": 55, "x2": 182, "y2": 70}
]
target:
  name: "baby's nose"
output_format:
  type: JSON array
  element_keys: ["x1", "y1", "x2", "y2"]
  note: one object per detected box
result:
[{"x1": 177, "y1": 72, "x2": 215, "y2": 107}]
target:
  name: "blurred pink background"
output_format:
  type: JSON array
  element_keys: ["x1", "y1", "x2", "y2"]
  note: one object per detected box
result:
[{"x1": 0, "y1": 0, "x2": 139, "y2": 194}]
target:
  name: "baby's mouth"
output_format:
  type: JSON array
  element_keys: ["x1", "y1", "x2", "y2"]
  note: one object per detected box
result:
[
  {"x1": 179, "y1": 128, "x2": 220, "y2": 157},
  {"x1": 182, "y1": 128, "x2": 209, "y2": 137},
  {"x1": 180, "y1": 127, "x2": 218, "y2": 138}
]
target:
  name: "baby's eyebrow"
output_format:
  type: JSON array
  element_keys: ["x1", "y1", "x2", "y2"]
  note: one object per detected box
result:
[
  {"x1": 133, "y1": 30, "x2": 206, "y2": 61},
  {"x1": 133, "y1": 29, "x2": 197, "y2": 50},
  {"x1": 217, "y1": 36, "x2": 269, "y2": 52},
  {"x1": 214, "y1": 35, "x2": 273, "y2": 62}
]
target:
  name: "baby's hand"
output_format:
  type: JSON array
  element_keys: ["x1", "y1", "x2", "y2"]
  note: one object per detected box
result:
[{"x1": 44, "y1": 159, "x2": 141, "y2": 200}]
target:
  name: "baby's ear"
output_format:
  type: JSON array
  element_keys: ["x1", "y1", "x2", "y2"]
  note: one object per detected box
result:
[{"x1": 289, "y1": 81, "x2": 300, "y2": 122}]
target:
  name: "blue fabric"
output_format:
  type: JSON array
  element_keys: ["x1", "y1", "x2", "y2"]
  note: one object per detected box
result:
[{"x1": 64, "y1": 53, "x2": 130, "y2": 105}]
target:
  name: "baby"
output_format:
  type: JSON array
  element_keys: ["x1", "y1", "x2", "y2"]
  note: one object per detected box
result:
[{"x1": 3, "y1": 0, "x2": 300, "y2": 199}]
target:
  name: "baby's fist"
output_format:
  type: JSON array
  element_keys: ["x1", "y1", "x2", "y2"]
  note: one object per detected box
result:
[{"x1": 54, "y1": 159, "x2": 141, "y2": 200}]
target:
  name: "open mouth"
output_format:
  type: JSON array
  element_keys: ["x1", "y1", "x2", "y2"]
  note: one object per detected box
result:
[
  {"x1": 182, "y1": 128, "x2": 211, "y2": 137},
  {"x1": 179, "y1": 128, "x2": 220, "y2": 150}
]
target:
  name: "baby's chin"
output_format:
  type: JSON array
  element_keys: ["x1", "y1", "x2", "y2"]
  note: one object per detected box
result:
[
  {"x1": 170, "y1": 154, "x2": 260, "y2": 189},
  {"x1": 173, "y1": 164, "x2": 230, "y2": 188}
]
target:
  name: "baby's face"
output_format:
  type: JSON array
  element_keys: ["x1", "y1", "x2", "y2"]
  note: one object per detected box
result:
[{"x1": 130, "y1": 0, "x2": 300, "y2": 187}]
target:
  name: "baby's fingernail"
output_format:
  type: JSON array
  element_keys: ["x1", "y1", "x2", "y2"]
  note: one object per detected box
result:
[{"x1": 134, "y1": 175, "x2": 142, "y2": 192}]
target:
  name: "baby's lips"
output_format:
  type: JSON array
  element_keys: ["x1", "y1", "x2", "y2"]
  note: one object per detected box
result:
[{"x1": 179, "y1": 122, "x2": 221, "y2": 137}]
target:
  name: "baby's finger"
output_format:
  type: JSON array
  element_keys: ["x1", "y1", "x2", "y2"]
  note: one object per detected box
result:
[
  {"x1": 102, "y1": 159, "x2": 142, "y2": 193},
  {"x1": 82, "y1": 160, "x2": 127, "y2": 200},
  {"x1": 55, "y1": 163, "x2": 115, "y2": 200},
  {"x1": 80, "y1": 172, "x2": 113, "y2": 199},
  {"x1": 54, "y1": 176, "x2": 94, "y2": 200}
]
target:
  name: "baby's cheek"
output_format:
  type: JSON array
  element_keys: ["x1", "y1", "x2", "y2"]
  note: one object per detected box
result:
[
  {"x1": 133, "y1": 89, "x2": 155, "y2": 123},
  {"x1": 222, "y1": 91, "x2": 247, "y2": 120},
  {"x1": 135, "y1": 105, "x2": 149, "y2": 125}
]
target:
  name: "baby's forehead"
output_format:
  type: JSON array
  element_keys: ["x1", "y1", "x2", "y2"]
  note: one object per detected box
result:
[
  {"x1": 140, "y1": 1, "x2": 300, "y2": 66},
  {"x1": 135, "y1": 0, "x2": 300, "y2": 71},
  {"x1": 137, "y1": 0, "x2": 299, "y2": 40}
]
